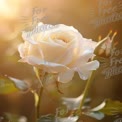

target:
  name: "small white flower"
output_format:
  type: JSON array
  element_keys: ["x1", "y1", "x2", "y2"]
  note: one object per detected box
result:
[{"x1": 55, "y1": 116, "x2": 79, "y2": 122}]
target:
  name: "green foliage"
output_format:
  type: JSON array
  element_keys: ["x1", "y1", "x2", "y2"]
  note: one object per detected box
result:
[
  {"x1": 83, "y1": 111, "x2": 104, "y2": 120},
  {"x1": 0, "y1": 75, "x2": 29, "y2": 94},
  {"x1": 37, "y1": 114, "x2": 55, "y2": 122},
  {"x1": 99, "y1": 99, "x2": 122, "y2": 115},
  {"x1": 84, "y1": 99, "x2": 122, "y2": 120}
]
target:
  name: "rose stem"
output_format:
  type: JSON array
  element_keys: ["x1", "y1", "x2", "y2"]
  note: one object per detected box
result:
[
  {"x1": 33, "y1": 67, "x2": 44, "y2": 119},
  {"x1": 37, "y1": 86, "x2": 44, "y2": 118},
  {"x1": 78, "y1": 31, "x2": 115, "y2": 114},
  {"x1": 79, "y1": 70, "x2": 96, "y2": 112}
]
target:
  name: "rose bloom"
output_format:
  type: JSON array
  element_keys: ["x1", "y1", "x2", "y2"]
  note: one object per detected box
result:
[
  {"x1": 98, "y1": 32, "x2": 117, "y2": 57},
  {"x1": 18, "y1": 23, "x2": 99, "y2": 83}
]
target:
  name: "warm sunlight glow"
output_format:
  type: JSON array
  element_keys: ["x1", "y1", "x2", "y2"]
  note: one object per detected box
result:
[{"x1": 0, "y1": 0, "x2": 19, "y2": 19}]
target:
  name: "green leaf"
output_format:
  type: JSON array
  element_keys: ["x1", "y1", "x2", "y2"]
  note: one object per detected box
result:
[
  {"x1": 9, "y1": 77, "x2": 29, "y2": 91},
  {"x1": 90, "y1": 99, "x2": 122, "y2": 116},
  {"x1": 37, "y1": 114, "x2": 55, "y2": 122},
  {"x1": 0, "y1": 75, "x2": 29, "y2": 94},
  {"x1": 83, "y1": 111, "x2": 104, "y2": 120},
  {"x1": 91, "y1": 100, "x2": 106, "y2": 112},
  {"x1": 99, "y1": 99, "x2": 122, "y2": 115}
]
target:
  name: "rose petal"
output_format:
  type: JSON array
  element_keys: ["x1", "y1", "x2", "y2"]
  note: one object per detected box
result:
[
  {"x1": 83, "y1": 60, "x2": 100, "y2": 70},
  {"x1": 82, "y1": 38, "x2": 97, "y2": 50},
  {"x1": 22, "y1": 31, "x2": 37, "y2": 44},
  {"x1": 19, "y1": 56, "x2": 68, "y2": 73},
  {"x1": 72, "y1": 50, "x2": 94, "y2": 67},
  {"x1": 38, "y1": 41, "x2": 69, "y2": 63},
  {"x1": 55, "y1": 24, "x2": 79, "y2": 33},
  {"x1": 58, "y1": 69, "x2": 74, "y2": 83},
  {"x1": 18, "y1": 42, "x2": 44, "y2": 60},
  {"x1": 76, "y1": 68, "x2": 90, "y2": 80},
  {"x1": 18, "y1": 43, "x2": 25, "y2": 58},
  {"x1": 28, "y1": 44, "x2": 44, "y2": 59},
  {"x1": 76, "y1": 60, "x2": 99, "y2": 80}
]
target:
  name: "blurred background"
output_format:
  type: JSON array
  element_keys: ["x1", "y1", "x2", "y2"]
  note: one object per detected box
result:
[{"x1": 0, "y1": 0, "x2": 122, "y2": 122}]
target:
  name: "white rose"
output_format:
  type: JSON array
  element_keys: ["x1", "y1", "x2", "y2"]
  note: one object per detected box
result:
[{"x1": 18, "y1": 23, "x2": 99, "y2": 83}]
